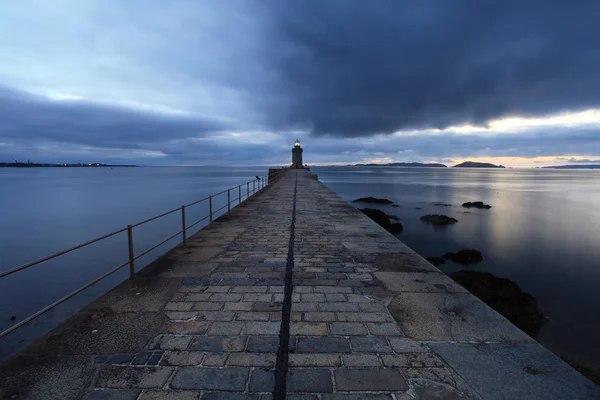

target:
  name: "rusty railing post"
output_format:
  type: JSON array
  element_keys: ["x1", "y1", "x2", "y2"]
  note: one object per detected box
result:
[
  {"x1": 127, "y1": 224, "x2": 135, "y2": 283},
  {"x1": 227, "y1": 188, "x2": 231, "y2": 215},
  {"x1": 239, "y1": 185, "x2": 242, "y2": 205},
  {"x1": 181, "y1": 205, "x2": 187, "y2": 246},
  {"x1": 209, "y1": 195, "x2": 213, "y2": 226},
  {"x1": 247, "y1": 182, "x2": 250, "y2": 199}
]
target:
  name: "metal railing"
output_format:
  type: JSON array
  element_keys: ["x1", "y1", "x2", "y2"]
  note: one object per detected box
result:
[{"x1": 0, "y1": 168, "x2": 288, "y2": 339}]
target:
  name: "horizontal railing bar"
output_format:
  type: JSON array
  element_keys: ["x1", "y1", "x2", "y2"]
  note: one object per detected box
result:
[
  {"x1": 186, "y1": 214, "x2": 210, "y2": 230},
  {"x1": 0, "y1": 260, "x2": 130, "y2": 339},
  {"x1": 185, "y1": 195, "x2": 210, "y2": 207},
  {"x1": 131, "y1": 207, "x2": 180, "y2": 228},
  {"x1": 134, "y1": 230, "x2": 183, "y2": 260},
  {"x1": 0, "y1": 227, "x2": 128, "y2": 279}
]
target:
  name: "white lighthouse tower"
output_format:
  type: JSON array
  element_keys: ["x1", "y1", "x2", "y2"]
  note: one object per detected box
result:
[{"x1": 291, "y1": 139, "x2": 303, "y2": 168}]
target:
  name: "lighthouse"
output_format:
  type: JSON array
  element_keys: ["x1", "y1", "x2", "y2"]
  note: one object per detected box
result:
[{"x1": 291, "y1": 139, "x2": 303, "y2": 168}]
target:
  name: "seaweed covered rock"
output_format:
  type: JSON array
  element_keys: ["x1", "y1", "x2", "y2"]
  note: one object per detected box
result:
[
  {"x1": 426, "y1": 257, "x2": 445, "y2": 266},
  {"x1": 443, "y1": 249, "x2": 482, "y2": 265},
  {"x1": 389, "y1": 222, "x2": 404, "y2": 234},
  {"x1": 420, "y1": 214, "x2": 458, "y2": 226},
  {"x1": 447, "y1": 270, "x2": 546, "y2": 334},
  {"x1": 353, "y1": 197, "x2": 394, "y2": 205},
  {"x1": 359, "y1": 208, "x2": 391, "y2": 229},
  {"x1": 462, "y1": 201, "x2": 491, "y2": 209}
]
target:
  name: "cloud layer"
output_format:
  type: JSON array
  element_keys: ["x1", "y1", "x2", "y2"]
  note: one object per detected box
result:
[{"x1": 1, "y1": 1, "x2": 599, "y2": 166}]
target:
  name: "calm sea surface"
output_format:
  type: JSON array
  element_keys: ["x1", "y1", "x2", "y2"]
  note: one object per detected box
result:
[{"x1": 1, "y1": 166, "x2": 599, "y2": 373}]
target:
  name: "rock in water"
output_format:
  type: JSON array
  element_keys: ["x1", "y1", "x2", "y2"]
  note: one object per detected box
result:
[
  {"x1": 462, "y1": 201, "x2": 491, "y2": 209},
  {"x1": 389, "y1": 222, "x2": 403, "y2": 234},
  {"x1": 447, "y1": 270, "x2": 546, "y2": 334},
  {"x1": 359, "y1": 208, "x2": 391, "y2": 229},
  {"x1": 426, "y1": 257, "x2": 445, "y2": 266},
  {"x1": 353, "y1": 197, "x2": 394, "y2": 205},
  {"x1": 420, "y1": 214, "x2": 458, "y2": 225},
  {"x1": 442, "y1": 249, "x2": 482, "y2": 265}
]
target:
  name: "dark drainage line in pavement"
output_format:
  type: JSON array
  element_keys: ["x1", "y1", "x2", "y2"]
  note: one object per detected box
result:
[{"x1": 273, "y1": 171, "x2": 298, "y2": 400}]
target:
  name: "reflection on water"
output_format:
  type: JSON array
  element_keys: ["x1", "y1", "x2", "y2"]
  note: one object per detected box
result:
[{"x1": 314, "y1": 166, "x2": 600, "y2": 372}]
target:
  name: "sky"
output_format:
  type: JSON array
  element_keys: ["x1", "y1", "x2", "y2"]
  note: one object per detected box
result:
[{"x1": 1, "y1": 0, "x2": 600, "y2": 168}]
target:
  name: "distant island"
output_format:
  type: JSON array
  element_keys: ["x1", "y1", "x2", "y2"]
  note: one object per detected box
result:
[
  {"x1": 453, "y1": 161, "x2": 505, "y2": 168},
  {"x1": 0, "y1": 162, "x2": 137, "y2": 168},
  {"x1": 542, "y1": 165, "x2": 600, "y2": 169},
  {"x1": 353, "y1": 162, "x2": 447, "y2": 168}
]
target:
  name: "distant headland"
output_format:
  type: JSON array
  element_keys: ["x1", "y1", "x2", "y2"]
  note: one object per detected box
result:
[
  {"x1": 453, "y1": 161, "x2": 505, "y2": 168},
  {"x1": 0, "y1": 161, "x2": 138, "y2": 168},
  {"x1": 352, "y1": 162, "x2": 447, "y2": 168},
  {"x1": 542, "y1": 164, "x2": 600, "y2": 169}
]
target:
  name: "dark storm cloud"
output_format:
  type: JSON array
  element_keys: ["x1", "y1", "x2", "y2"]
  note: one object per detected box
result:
[
  {"x1": 260, "y1": 0, "x2": 600, "y2": 136},
  {"x1": 0, "y1": 85, "x2": 228, "y2": 149}
]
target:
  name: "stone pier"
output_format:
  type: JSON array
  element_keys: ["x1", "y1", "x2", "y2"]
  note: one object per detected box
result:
[{"x1": 1, "y1": 170, "x2": 598, "y2": 399}]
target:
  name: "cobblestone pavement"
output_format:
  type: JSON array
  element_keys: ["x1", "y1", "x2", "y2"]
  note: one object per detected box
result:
[{"x1": 1, "y1": 170, "x2": 598, "y2": 400}]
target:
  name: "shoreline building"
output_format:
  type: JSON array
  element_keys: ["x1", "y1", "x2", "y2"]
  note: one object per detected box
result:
[{"x1": 292, "y1": 139, "x2": 303, "y2": 168}]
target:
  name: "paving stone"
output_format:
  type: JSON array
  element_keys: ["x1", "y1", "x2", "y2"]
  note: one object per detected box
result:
[
  {"x1": 342, "y1": 353, "x2": 382, "y2": 367},
  {"x1": 161, "y1": 351, "x2": 205, "y2": 366},
  {"x1": 336, "y1": 312, "x2": 393, "y2": 322},
  {"x1": 289, "y1": 353, "x2": 341, "y2": 367},
  {"x1": 248, "y1": 368, "x2": 275, "y2": 392},
  {"x1": 236, "y1": 312, "x2": 271, "y2": 321},
  {"x1": 149, "y1": 335, "x2": 193, "y2": 351},
  {"x1": 205, "y1": 286, "x2": 232, "y2": 293},
  {"x1": 381, "y1": 353, "x2": 445, "y2": 368},
  {"x1": 292, "y1": 302, "x2": 319, "y2": 312},
  {"x1": 290, "y1": 322, "x2": 328, "y2": 335},
  {"x1": 243, "y1": 293, "x2": 273, "y2": 302},
  {"x1": 193, "y1": 302, "x2": 223, "y2": 311},
  {"x1": 196, "y1": 311, "x2": 235, "y2": 321},
  {"x1": 367, "y1": 322, "x2": 403, "y2": 336},
  {"x1": 225, "y1": 302, "x2": 254, "y2": 311},
  {"x1": 297, "y1": 337, "x2": 351, "y2": 353},
  {"x1": 387, "y1": 337, "x2": 430, "y2": 353},
  {"x1": 293, "y1": 286, "x2": 314, "y2": 293},
  {"x1": 232, "y1": 286, "x2": 269, "y2": 293},
  {"x1": 313, "y1": 286, "x2": 353, "y2": 294},
  {"x1": 242, "y1": 321, "x2": 280, "y2": 335},
  {"x1": 252, "y1": 302, "x2": 283, "y2": 312},
  {"x1": 165, "y1": 302, "x2": 194, "y2": 311},
  {"x1": 288, "y1": 369, "x2": 333, "y2": 393},
  {"x1": 324, "y1": 294, "x2": 346, "y2": 302},
  {"x1": 329, "y1": 322, "x2": 368, "y2": 335},
  {"x1": 247, "y1": 336, "x2": 282, "y2": 352},
  {"x1": 165, "y1": 311, "x2": 198, "y2": 320},
  {"x1": 202, "y1": 353, "x2": 229, "y2": 366},
  {"x1": 228, "y1": 353, "x2": 276, "y2": 367},
  {"x1": 334, "y1": 369, "x2": 407, "y2": 391},
  {"x1": 319, "y1": 303, "x2": 360, "y2": 312},
  {"x1": 207, "y1": 322, "x2": 245, "y2": 335},
  {"x1": 162, "y1": 321, "x2": 210, "y2": 335},
  {"x1": 350, "y1": 336, "x2": 393, "y2": 353},
  {"x1": 300, "y1": 293, "x2": 326, "y2": 302},
  {"x1": 303, "y1": 312, "x2": 336, "y2": 322},
  {"x1": 171, "y1": 367, "x2": 249, "y2": 390},
  {"x1": 96, "y1": 366, "x2": 174, "y2": 389},
  {"x1": 188, "y1": 336, "x2": 247, "y2": 352},
  {"x1": 210, "y1": 293, "x2": 243, "y2": 302}
]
